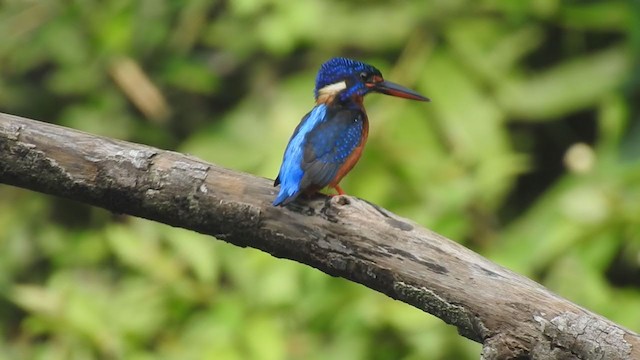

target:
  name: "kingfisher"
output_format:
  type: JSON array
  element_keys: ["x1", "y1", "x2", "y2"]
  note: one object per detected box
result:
[{"x1": 273, "y1": 57, "x2": 430, "y2": 206}]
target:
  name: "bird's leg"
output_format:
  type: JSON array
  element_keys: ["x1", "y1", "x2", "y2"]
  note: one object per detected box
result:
[{"x1": 333, "y1": 185, "x2": 346, "y2": 196}]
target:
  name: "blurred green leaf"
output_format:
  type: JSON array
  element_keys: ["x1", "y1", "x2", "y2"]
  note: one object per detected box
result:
[
  {"x1": 497, "y1": 46, "x2": 631, "y2": 120},
  {"x1": 1, "y1": 1, "x2": 639, "y2": 359},
  {"x1": 559, "y1": 1, "x2": 631, "y2": 31}
]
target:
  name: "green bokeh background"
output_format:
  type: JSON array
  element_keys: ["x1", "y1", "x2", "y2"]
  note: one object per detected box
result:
[{"x1": 1, "y1": 0, "x2": 639, "y2": 359}]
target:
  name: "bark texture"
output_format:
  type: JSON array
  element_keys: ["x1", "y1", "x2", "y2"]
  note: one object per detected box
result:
[{"x1": 1, "y1": 112, "x2": 639, "y2": 359}]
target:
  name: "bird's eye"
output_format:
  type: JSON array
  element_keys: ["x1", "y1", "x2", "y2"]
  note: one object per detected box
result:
[{"x1": 359, "y1": 72, "x2": 368, "y2": 81}]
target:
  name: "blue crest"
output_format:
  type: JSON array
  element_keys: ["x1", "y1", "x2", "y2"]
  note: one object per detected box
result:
[{"x1": 314, "y1": 58, "x2": 381, "y2": 99}]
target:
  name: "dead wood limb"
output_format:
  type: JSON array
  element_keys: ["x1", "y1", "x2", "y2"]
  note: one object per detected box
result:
[{"x1": 0, "y1": 112, "x2": 638, "y2": 359}]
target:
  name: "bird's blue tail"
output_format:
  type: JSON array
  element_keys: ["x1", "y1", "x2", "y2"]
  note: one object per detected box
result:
[{"x1": 273, "y1": 188, "x2": 299, "y2": 206}]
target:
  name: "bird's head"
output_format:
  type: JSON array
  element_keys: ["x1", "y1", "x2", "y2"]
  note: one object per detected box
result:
[{"x1": 314, "y1": 57, "x2": 430, "y2": 104}]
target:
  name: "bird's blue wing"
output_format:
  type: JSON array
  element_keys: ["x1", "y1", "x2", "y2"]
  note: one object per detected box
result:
[
  {"x1": 273, "y1": 105, "x2": 365, "y2": 206},
  {"x1": 273, "y1": 104, "x2": 329, "y2": 206},
  {"x1": 300, "y1": 109, "x2": 364, "y2": 189}
]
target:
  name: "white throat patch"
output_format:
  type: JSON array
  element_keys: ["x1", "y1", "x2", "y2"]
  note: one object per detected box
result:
[{"x1": 318, "y1": 81, "x2": 347, "y2": 96}]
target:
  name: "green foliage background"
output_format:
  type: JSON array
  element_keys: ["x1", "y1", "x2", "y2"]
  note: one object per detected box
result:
[{"x1": 1, "y1": 0, "x2": 639, "y2": 359}]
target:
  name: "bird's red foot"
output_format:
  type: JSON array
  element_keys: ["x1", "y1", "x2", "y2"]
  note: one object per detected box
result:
[{"x1": 332, "y1": 185, "x2": 346, "y2": 196}]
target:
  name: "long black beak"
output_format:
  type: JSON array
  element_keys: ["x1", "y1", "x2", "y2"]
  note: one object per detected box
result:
[{"x1": 372, "y1": 80, "x2": 430, "y2": 102}]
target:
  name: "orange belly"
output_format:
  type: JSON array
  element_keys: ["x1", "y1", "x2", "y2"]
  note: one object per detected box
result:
[{"x1": 328, "y1": 119, "x2": 369, "y2": 187}]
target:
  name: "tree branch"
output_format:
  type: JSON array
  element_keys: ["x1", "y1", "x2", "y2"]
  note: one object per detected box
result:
[{"x1": 0, "y1": 112, "x2": 638, "y2": 359}]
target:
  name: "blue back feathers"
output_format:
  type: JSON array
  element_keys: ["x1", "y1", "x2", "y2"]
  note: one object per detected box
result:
[
  {"x1": 314, "y1": 57, "x2": 382, "y2": 100},
  {"x1": 273, "y1": 104, "x2": 328, "y2": 205},
  {"x1": 273, "y1": 104, "x2": 365, "y2": 206}
]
